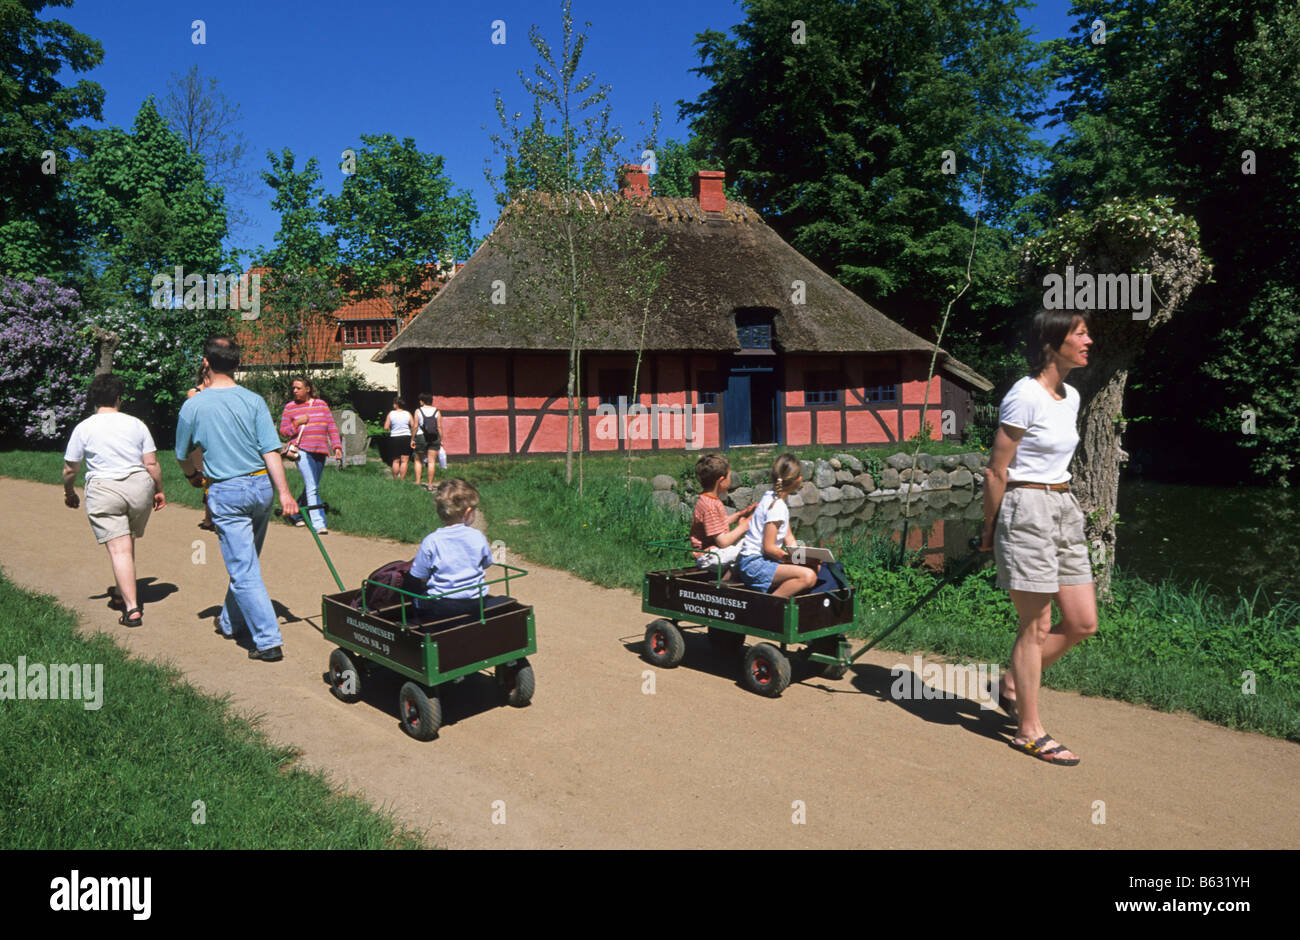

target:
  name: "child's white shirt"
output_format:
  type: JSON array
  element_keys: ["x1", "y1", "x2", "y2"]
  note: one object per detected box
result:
[{"x1": 739, "y1": 489, "x2": 789, "y2": 558}]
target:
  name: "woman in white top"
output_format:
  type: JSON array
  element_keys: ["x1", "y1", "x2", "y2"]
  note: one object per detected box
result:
[
  {"x1": 978, "y1": 310, "x2": 1097, "y2": 766},
  {"x1": 62, "y1": 373, "x2": 166, "y2": 626},
  {"x1": 382, "y1": 396, "x2": 415, "y2": 480}
]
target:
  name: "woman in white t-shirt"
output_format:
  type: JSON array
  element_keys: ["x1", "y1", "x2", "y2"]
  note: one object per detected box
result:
[
  {"x1": 62, "y1": 373, "x2": 166, "y2": 627},
  {"x1": 978, "y1": 310, "x2": 1097, "y2": 766},
  {"x1": 736, "y1": 453, "x2": 817, "y2": 598},
  {"x1": 382, "y1": 396, "x2": 415, "y2": 480}
]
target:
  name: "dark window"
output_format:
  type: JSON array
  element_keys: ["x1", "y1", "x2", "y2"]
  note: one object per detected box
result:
[
  {"x1": 862, "y1": 371, "x2": 899, "y2": 402},
  {"x1": 699, "y1": 391, "x2": 717, "y2": 406},
  {"x1": 737, "y1": 323, "x2": 771, "y2": 349},
  {"x1": 805, "y1": 371, "x2": 842, "y2": 405},
  {"x1": 598, "y1": 368, "x2": 633, "y2": 406}
]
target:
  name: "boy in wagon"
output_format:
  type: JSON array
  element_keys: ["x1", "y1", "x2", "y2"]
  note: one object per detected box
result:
[
  {"x1": 690, "y1": 453, "x2": 756, "y2": 571},
  {"x1": 410, "y1": 479, "x2": 510, "y2": 625}
]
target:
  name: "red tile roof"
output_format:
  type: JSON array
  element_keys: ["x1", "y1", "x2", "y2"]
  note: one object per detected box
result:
[{"x1": 236, "y1": 264, "x2": 463, "y2": 367}]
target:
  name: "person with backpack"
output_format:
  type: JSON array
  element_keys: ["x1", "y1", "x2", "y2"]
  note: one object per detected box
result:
[{"x1": 412, "y1": 393, "x2": 442, "y2": 491}]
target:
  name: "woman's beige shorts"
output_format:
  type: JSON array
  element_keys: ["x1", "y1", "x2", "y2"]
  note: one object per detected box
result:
[
  {"x1": 85, "y1": 471, "x2": 154, "y2": 544},
  {"x1": 994, "y1": 487, "x2": 1093, "y2": 592}
]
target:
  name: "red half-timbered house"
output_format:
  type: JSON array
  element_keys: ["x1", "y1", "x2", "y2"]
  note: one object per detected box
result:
[{"x1": 376, "y1": 170, "x2": 991, "y2": 456}]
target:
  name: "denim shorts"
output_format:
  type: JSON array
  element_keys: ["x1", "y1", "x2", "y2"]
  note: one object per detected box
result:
[
  {"x1": 738, "y1": 553, "x2": 780, "y2": 593},
  {"x1": 994, "y1": 486, "x2": 1093, "y2": 592}
]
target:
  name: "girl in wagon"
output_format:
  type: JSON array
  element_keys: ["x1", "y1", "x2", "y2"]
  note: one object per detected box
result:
[{"x1": 736, "y1": 453, "x2": 817, "y2": 598}]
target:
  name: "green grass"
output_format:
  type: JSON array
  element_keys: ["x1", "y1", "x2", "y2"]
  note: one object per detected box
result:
[{"x1": 0, "y1": 570, "x2": 426, "y2": 849}]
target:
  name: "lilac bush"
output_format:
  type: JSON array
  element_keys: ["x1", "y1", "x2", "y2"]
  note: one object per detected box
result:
[{"x1": 0, "y1": 277, "x2": 95, "y2": 441}]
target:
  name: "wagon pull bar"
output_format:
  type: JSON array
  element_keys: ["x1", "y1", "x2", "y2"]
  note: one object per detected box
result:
[{"x1": 848, "y1": 539, "x2": 987, "y2": 663}]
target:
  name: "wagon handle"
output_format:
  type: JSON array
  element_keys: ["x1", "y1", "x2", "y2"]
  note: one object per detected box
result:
[{"x1": 848, "y1": 538, "x2": 986, "y2": 663}]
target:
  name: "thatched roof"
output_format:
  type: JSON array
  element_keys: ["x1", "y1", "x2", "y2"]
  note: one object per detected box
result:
[{"x1": 377, "y1": 194, "x2": 991, "y2": 392}]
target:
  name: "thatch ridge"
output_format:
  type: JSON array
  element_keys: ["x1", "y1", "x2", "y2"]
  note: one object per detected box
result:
[{"x1": 378, "y1": 196, "x2": 991, "y2": 391}]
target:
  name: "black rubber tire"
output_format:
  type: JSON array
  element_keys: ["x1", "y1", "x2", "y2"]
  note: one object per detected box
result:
[
  {"x1": 398, "y1": 682, "x2": 441, "y2": 740},
  {"x1": 811, "y1": 635, "x2": 849, "y2": 680},
  {"x1": 328, "y1": 648, "x2": 363, "y2": 702},
  {"x1": 643, "y1": 619, "x2": 686, "y2": 668},
  {"x1": 496, "y1": 658, "x2": 535, "y2": 707},
  {"x1": 742, "y1": 642, "x2": 792, "y2": 697},
  {"x1": 708, "y1": 626, "x2": 745, "y2": 662}
]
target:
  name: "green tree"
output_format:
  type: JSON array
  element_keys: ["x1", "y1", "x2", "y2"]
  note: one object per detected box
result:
[
  {"x1": 254, "y1": 148, "x2": 341, "y2": 373},
  {"x1": 1042, "y1": 0, "x2": 1300, "y2": 484},
  {"x1": 70, "y1": 97, "x2": 234, "y2": 423},
  {"x1": 487, "y1": 0, "x2": 668, "y2": 486},
  {"x1": 0, "y1": 0, "x2": 105, "y2": 278},
  {"x1": 679, "y1": 0, "x2": 1049, "y2": 330},
  {"x1": 324, "y1": 133, "x2": 477, "y2": 339}
]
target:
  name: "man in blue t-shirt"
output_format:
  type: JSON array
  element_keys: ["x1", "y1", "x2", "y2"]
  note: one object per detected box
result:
[{"x1": 176, "y1": 336, "x2": 299, "y2": 661}]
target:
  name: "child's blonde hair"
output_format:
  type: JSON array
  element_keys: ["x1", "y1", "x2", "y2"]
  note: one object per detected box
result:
[
  {"x1": 770, "y1": 453, "x2": 802, "y2": 497},
  {"x1": 433, "y1": 478, "x2": 480, "y2": 523}
]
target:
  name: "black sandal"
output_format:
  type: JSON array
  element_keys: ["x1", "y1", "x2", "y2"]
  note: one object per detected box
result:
[{"x1": 119, "y1": 607, "x2": 143, "y2": 627}]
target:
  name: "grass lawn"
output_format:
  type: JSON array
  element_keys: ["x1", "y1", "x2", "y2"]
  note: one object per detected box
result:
[{"x1": 0, "y1": 570, "x2": 425, "y2": 849}]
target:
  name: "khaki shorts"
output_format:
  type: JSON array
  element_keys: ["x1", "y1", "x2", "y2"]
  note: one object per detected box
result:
[
  {"x1": 994, "y1": 486, "x2": 1092, "y2": 592},
  {"x1": 85, "y1": 471, "x2": 154, "y2": 543}
]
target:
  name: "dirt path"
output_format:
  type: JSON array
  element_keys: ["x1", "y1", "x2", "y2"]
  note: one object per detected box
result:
[{"x1": 3, "y1": 476, "x2": 1297, "y2": 848}]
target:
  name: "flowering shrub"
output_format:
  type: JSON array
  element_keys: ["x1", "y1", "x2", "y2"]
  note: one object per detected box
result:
[
  {"x1": 0, "y1": 277, "x2": 95, "y2": 441},
  {"x1": 85, "y1": 303, "x2": 219, "y2": 410}
]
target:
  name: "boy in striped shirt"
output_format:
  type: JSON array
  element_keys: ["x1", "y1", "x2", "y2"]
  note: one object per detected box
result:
[{"x1": 690, "y1": 454, "x2": 756, "y2": 570}]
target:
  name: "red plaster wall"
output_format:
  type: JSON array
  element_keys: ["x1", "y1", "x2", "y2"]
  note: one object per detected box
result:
[
  {"x1": 786, "y1": 410, "x2": 811, "y2": 446},
  {"x1": 475, "y1": 415, "x2": 510, "y2": 453},
  {"x1": 473, "y1": 355, "x2": 508, "y2": 411},
  {"x1": 815, "y1": 410, "x2": 842, "y2": 444}
]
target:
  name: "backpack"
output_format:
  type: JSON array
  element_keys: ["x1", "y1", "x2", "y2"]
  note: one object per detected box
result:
[
  {"x1": 350, "y1": 559, "x2": 419, "y2": 611},
  {"x1": 418, "y1": 406, "x2": 441, "y2": 447}
]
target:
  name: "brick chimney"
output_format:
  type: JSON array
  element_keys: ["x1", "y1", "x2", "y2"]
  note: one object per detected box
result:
[
  {"x1": 692, "y1": 170, "x2": 726, "y2": 213},
  {"x1": 619, "y1": 164, "x2": 650, "y2": 201}
]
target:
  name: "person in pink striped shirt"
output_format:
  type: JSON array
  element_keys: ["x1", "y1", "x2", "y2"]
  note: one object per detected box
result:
[{"x1": 278, "y1": 377, "x2": 343, "y2": 532}]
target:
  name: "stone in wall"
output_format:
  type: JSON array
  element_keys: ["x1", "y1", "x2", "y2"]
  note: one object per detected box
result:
[
  {"x1": 887, "y1": 452, "x2": 912, "y2": 470},
  {"x1": 853, "y1": 472, "x2": 875, "y2": 492},
  {"x1": 730, "y1": 485, "x2": 754, "y2": 507},
  {"x1": 835, "y1": 453, "x2": 864, "y2": 472},
  {"x1": 799, "y1": 460, "x2": 815, "y2": 481},
  {"x1": 835, "y1": 469, "x2": 855, "y2": 484},
  {"x1": 651, "y1": 474, "x2": 676, "y2": 491},
  {"x1": 961, "y1": 453, "x2": 983, "y2": 471},
  {"x1": 787, "y1": 492, "x2": 804, "y2": 508},
  {"x1": 840, "y1": 484, "x2": 865, "y2": 500},
  {"x1": 799, "y1": 482, "x2": 820, "y2": 505},
  {"x1": 820, "y1": 486, "x2": 843, "y2": 502},
  {"x1": 916, "y1": 452, "x2": 937, "y2": 472},
  {"x1": 900, "y1": 468, "x2": 928, "y2": 485},
  {"x1": 828, "y1": 457, "x2": 842, "y2": 470},
  {"x1": 925, "y1": 469, "x2": 950, "y2": 490},
  {"x1": 815, "y1": 464, "x2": 836, "y2": 488},
  {"x1": 880, "y1": 467, "x2": 900, "y2": 489},
  {"x1": 940, "y1": 454, "x2": 960, "y2": 471},
  {"x1": 949, "y1": 468, "x2": 973, "y2": 488}
]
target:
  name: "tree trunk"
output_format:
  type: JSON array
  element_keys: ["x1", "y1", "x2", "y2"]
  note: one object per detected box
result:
[
  {"x1": 1068, "y1": 359, "x2": 1132, "y2": 600},
  {"x1": 89, "y1": 325, "x2": 119, "y2": 376}
]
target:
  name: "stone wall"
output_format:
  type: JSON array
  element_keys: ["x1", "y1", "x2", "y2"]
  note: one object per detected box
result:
[{"x1": 644, "y1": 451, "x2": 992, "y2": 535}]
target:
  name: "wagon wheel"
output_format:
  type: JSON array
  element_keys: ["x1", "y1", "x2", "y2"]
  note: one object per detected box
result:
[
  {"x1": 741, "y1": 643, "x2": 791, "y2": 697},
  {"x1": 398, "y1": 682, "x2": 441, "y2": 741},
  {"x1": 643, "y1": 619, "x2": 686, "y2": 668},
  {"x1": 809, "y1": 635, "x2": 849, "y2": 680},
  {"x1": 707, "y1": 626, "x2": 745, "y2": 662},
  {"x1": 496, "y1": 658, "x2": 535, "y2": 707},
  {"x1": 328, "y1": 648, "x2": 363, "y2": 703}
]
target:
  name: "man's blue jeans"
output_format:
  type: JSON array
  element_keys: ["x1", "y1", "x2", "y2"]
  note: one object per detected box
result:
[
  {"x1": 296, "y1": 451, "x2": 327, "y2": 530},
  {"x1": 208, "y1": 474, "x2": 281, "y2": 651}
]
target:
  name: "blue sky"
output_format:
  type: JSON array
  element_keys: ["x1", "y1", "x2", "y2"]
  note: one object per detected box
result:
[{"x1": 58, "y1": 0, "x2": 1079, "y2": 259}]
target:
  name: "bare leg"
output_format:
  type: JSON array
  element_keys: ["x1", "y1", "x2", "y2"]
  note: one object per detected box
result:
[
  {"x1": 105, "y1": 535, "x2": 139, "y2": 612},
  {"x1": 769, "y1": 564, "x2": 816, "y2": 598},
  {"x1": 1002, "y1": 582, "x2": 1098, "y2": 698},
  {"x1": 413, "y1": 454, "x2": 424, "y2": 486},
  {"x1": 1008, "y1": 588, "x2": 1077, "y2": 760}
]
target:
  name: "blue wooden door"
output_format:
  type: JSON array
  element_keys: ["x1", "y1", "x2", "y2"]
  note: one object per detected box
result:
[{"x1": 724, "y1": 372, "x2": 751, "y2": 446}]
